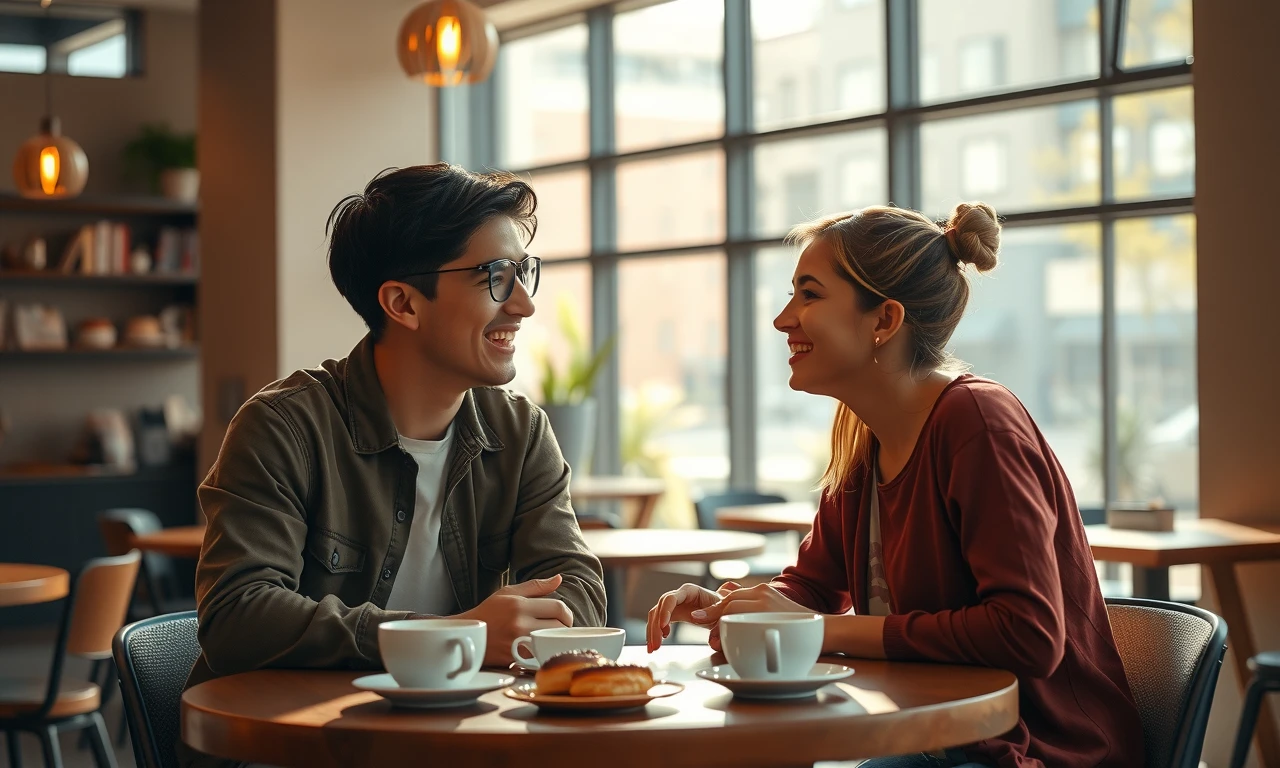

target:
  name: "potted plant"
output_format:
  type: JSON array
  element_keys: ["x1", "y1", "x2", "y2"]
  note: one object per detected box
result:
[
  {"x1": 537, "y1": 297, "x2": 614, "y2": 474},
  {"x1": 122, "y1": 123, "x2": 198, "y2": 202}
]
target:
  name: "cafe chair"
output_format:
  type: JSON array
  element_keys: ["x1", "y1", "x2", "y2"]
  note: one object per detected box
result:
[
  {"x1": 112, "y1": 611, "x2": 200, "y2": 768},
  {"x1": 1229, "y1": 650, "x2": 1280, "y2": 768},
  {"x1": 97, "y1": 509, "x2": 193, "y2": 619},
  {"x1": 1106, "y1": 597, "x2": 1227, "y2": 768},
  {"x1": 694, "y1": 492, "x2": 795, "y2": 585},
  {"x1": 1, "y1": 550, "x2": 141, "y2": 768}
]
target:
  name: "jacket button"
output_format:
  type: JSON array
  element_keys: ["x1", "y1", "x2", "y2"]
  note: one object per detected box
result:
[
  {"x1": 330, "y1": 550, "x2": 340, "y2": 567},
  {"x1": 396, "y1": 509, "x2": 406, "y2": 523},
  {"x1": 382, "y1": 568, "x2": 392, "y2": 580}
]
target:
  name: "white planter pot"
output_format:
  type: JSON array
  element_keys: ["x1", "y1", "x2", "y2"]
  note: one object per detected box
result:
[
  {"x1": 160, "y1": 168, "x2": 200, "y2": 203},
  {"x1": 541, "y1": 400, "x2": 598, "y2": 474}
]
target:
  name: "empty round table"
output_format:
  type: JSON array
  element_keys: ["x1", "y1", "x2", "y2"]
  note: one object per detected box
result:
[
  {"x1": 182, "y1": 644, "x2": 1018, "y2": 768},
  {"x1": 130, "y1": 524, "x2": 205, "y2": 559},
  {"x1": 0, "y1": 563, "x2": 70, "y2": 607}
]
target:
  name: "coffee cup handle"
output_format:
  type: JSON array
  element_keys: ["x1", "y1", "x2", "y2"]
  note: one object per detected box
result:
[
  {"x1": 511, "y1": 636, "x2": 537, "y2": 666},
  {"x1": 765, "y1": 628, "x2": 781, "y2": 674},
  {"x1": 448, "y1": 637, "x2": 475, "y2": 680}
]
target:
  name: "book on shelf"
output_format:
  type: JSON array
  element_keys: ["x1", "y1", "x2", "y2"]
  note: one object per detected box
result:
[{"x1": 55, "y1": 222, "x2": 198, "y2": 276}]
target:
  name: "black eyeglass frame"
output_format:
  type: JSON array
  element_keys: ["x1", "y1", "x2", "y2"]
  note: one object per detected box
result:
[{"x1": 394, "y1": 255, "x2": 542, "y2": 303}]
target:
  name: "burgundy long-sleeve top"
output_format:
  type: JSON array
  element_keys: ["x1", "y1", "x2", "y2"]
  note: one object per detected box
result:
[{"x1": 773, "y1": 376, "x2": 1144, "y2": 768}]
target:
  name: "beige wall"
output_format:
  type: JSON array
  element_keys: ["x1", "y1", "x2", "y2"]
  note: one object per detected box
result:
[
  {"x1": 198, "y1": 0, "x2": 437, "y2": 471},
  {"x1": 276, "y1": 0, "x2": 436, "y2": 376},
  {"x1": 0, "y1": 11, "x2": 197, "y2": 197},
  {"x1": 1193, "y1": 0, "x2": 1280, "y2": 765}
]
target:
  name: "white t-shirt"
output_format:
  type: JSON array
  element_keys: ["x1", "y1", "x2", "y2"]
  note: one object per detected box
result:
[{"x1": 385, "y1": 425, "x2": 458, "y2": 617}]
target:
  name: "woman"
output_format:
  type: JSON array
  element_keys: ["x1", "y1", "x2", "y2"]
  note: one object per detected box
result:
[{"x1": 646, "y1": 203, "x2": 1144, "y2": 768}]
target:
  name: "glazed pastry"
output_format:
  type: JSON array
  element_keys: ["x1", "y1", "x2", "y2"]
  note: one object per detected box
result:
[
  {"x1": 568, "y1": 663, "x2": 655, "y2": 697},
  {"x1": 534, "y1": 650, "x2": 605, "y2": 695}
]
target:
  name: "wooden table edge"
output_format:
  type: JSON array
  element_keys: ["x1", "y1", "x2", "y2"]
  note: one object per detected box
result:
[
  {"x1": 181, "y1": 667, "x2": 1019, "y2": 768},
  {"x1": 0, "y1": 566, "x2": 70, "y2": 607}
]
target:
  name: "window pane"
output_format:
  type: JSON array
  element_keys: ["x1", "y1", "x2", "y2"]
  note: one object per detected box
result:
[
  {"x1": 1112, "y1": 87, "x2": 1194, "y2": 201},
  {"x1": 617, "y1": 151, "x2": 725, "y2": 251},
  {"x1": 950, "y1": 223, "x2": 1104, "y2": 507},
  {"x1": 615, "y1": 0, "x2": 723, "y2": 152},
  {"x1": 750, "y1": 0, "x2": 885, "y2": 131},
  {"x1": 498, "y1": 24, "x2": 588, "y2": 169},
  {"x1": 66, "y1": 33, "x2": 127, "y2": 78},
  {"x1": 1114, "y1": 215, "x2": 1197, "y2": 511},
  {"x1": 524, "y1": 168, "x2": 589, "y2": 260},
  {"x1": 619, "y1": 253, "x2": 728, "y2": 517},
  {"x1": 921, "y1": 100, "x2": 1100, "y2": 218},
  {"x1": 1122, "y1": 0, "x2": 1192, "y2": 69},
  {"x1": 0, "y1": 44, "x2": 46, "y2": 74},
  {"x1": 511, "y1": 262, "x2": 592, "y2": 403},
  {"x1": 752, "y1": 130, "x2": 887, "y2": 238},
  {"x1": 755, "y1": 246, "x2": 835, "y2": 501},
  {"x1": 918, "y1": 0, "x2": 1098, "y2": 103}
]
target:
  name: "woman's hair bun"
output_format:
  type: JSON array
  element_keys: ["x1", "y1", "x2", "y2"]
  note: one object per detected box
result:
[{"x1": 945, "y1": 202, "x2": 1000, "y2": 273}]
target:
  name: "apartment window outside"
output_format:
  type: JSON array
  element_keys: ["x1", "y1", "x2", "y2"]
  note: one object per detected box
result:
[{"x1": 444, "y1": 0, "x2": 1197, "y2": 535}]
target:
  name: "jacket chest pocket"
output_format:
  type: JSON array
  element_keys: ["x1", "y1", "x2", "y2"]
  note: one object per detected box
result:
[
  {"x1": 307, "y1": 528, "x2": 367, "y2": 574},
  {"x1": 477, "y1": 532, "x2": 511, "y2": 573}
]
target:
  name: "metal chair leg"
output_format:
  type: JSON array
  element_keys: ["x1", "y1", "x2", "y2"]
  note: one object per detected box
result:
[
  {"x1": 1229, "y1": 675, "x2": 1267, "y2": 768},
  {"x1": 86, "y1": 713, "x2": 118, "y2": 768},
  {"x1": 5, "y1": 730, "x2": 22, "y2": 768},
  {"x1": 37, "y1": 725, "x2": 63, "y2": 768}
]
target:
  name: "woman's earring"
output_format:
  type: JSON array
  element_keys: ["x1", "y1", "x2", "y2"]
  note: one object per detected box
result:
[{"x1": 873, "y1": 336, "x2": 880, "y2": 365}]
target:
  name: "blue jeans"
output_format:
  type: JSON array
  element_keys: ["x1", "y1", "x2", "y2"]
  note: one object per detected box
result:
[{"x1": 855, "y1": 749, "x2": 988, "y2": 767}]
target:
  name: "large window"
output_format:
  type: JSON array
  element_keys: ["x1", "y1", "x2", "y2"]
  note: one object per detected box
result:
[
  {"x1": 448, "y1": 0, "x2": 1196, "y2": 522},
  {"x1": 0, "y1": 6, "x2": 136, "y2": 78}
]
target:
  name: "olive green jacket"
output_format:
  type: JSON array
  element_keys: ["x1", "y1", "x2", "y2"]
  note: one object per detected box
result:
[{"x1": 179, "y1": 336, "x2": 605, "y2": 767}]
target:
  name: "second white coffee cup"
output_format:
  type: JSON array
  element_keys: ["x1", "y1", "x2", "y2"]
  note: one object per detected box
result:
[
  {"x1": 719, "y1": 612, "x2": 824, "y2": 680},
  {"x1": 511, "y1": 626, "x2": 626, "y2": 667},
  {"x1": 379, "y1": 619, "x2": 486, "y2": 689}
]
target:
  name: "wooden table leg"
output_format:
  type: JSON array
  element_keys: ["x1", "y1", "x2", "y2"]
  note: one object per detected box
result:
[
  {"x1": 632, "y1": 495, "x2": 660, "y2": 529},
  {"x1": 1209, "y1": 563, "x2": 1280, "y2": 768},
  {"x1": 1132, "y1": 566, "x2": 1171, "y2": 601}
]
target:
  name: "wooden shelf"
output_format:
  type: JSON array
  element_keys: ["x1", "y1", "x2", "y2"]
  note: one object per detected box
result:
[
  {"x1": 0, "y1": 271, "x2": 198, "y2": 287},
  {"x1": 0, "y1": 459, "x2": 195, "y2": 486},
  {"x1": 0, "y1": 193, "x2": 198, "y2": 217},
  {"x1": 0, "y1": 345, "x2": 199, "y2": 361}
]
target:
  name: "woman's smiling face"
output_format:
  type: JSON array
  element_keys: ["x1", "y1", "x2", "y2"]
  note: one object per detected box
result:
[{"x1": 772, "y1": 237, "x2": 880, "y2": 398}]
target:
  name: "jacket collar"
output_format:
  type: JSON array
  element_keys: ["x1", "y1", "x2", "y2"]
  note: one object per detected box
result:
[{"x1": 343, "y1": 335, "x2": 503, "y2": 455}]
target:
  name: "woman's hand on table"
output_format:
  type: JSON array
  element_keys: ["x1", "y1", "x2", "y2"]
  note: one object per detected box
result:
[{"x1": 646, "y1": 581, "x2": 740, "y2": 652}]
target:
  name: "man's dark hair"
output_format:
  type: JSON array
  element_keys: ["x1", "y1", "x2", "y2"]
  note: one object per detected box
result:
[{"x1": 326, "y1": 163, "x2": 537, "y2": 340}]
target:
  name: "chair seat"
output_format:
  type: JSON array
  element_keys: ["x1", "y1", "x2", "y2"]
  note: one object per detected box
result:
[
  {"x1": 1250, "y1": 651, "x2": 1280, "y2": 681},
  {"x1": 0, "y1": 678, "x2": 101, "y2": 720}
]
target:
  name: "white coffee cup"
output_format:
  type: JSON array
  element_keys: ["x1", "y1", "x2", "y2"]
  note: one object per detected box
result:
[
  {"x1": 719, "y1": 612, "x2": 824, "y2": 681},
  {"x1": 510, "y1": 626, "x2": 626, "y2": 667},
  {"x1": 379, "y1": 619, "x2": 486, "y2": 689}
]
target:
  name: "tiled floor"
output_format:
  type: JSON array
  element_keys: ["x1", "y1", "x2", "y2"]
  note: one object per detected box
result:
[{"x1": 0, "y1": 627, "x2": 136, "y2": 768}]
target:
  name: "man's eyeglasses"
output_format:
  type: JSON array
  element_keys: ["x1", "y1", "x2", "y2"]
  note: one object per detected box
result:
[{"x1": 397, "y1": 256, "x2": 541, "y2": 303}]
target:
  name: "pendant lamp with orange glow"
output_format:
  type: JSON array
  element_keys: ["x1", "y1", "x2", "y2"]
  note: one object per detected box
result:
[
  {"x1": 12, "y1": 11, "x2": 88, "y2": 200},
  {"x1": 397, "y1": 0, "x2": 499, "y2": 86}
]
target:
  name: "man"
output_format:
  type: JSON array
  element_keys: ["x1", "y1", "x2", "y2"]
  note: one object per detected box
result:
[{"x1": 181, "y1": 164, "x2": 605, "y2": 767}]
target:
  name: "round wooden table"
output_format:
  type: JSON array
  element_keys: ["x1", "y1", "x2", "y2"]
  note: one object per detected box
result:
[
  {"x1": 582, "y1": 529, "x2": 766, "y2": 567},
  {"x1": 716, "y1": 502, "x2": 816, "y2": 534},
  {"x1": 183, "y1": 645, "x2": 1018, "y2": 768},
  {"x1": 130, "y1": 524, "x2": 205, "y2": 559},
  {"x1": 571, "y1": 475, "x2": 667, "y2": 528},
  {"x1": 582, "y1": 528, "x2": 767, "y2": 635},
  {"x1": 0, "y1": 563, "x2": 70, "y2": 607}
]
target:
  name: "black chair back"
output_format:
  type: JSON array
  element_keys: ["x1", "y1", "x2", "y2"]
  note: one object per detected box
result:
[
  {"x1": 1106, "y1": 597, "x2": 1227, "y2": 768},
  {"x1": 98, "y1": 508, "x2": 176, "y2": 616},
  {"x1": 693, "y1": 492, "x2": 788, "y2": 531},
  {"x1": 113, "y1": 611, "x2": 200, "y2": 768}
]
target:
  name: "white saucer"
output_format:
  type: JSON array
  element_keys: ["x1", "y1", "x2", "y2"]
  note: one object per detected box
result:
[
  {"x1": 696, "y1": 663, "x2": 855, "y2": 699},
  {"x1": 352, "y1": 671, "x2": 514, "y2": 708}
]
